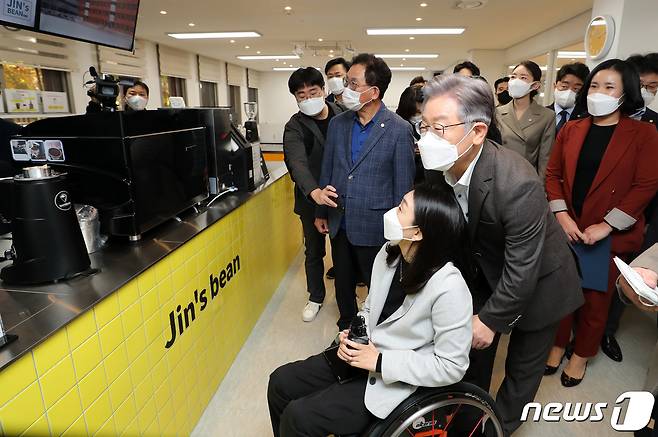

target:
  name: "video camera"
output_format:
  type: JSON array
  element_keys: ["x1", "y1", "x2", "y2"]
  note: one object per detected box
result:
[{"x1": 85, "y1": 66, "x2": 135, "y2": 111}]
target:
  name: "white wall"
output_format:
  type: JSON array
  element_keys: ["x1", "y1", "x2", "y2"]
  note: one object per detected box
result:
[
  {"x1": 141, "y1": 40, "x2": 162, "y2": 109},
  {"x1": 67, "y1": 41, "x2": 98, "y2": 114}
]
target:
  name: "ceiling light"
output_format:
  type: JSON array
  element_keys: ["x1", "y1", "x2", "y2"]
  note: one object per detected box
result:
[
  {"x1": 329, "y1": 49, "x2": 334, "y2": 53},
  {"x1": 409, "y1": 36, "x2": 415, "y2": 40},
  {"x1": 230, "y1": 39, "x2": 235, "y2": 43},
  {"x1": 405, "y1": 48, "x2": 410, "y2": 52},
  {"x1": 367, "y1": 28, "x2": 465, "y2": 35},
  {"x1": 237, "y1": 55, "x2": 299, "y2": 60},
  {"x1": 160, "y1": 10, "x2": 167, "y2": 15},
  {"x1": 289, "y1": 64, "x2": 293, "y2": 67},
  {"x1": 420, "y1": 2, "x2": 428, "y2": 6},
  {"x1": 455, "y1": 0, "x2": 487, "y2": 9},
  {"x1": 390, "y1": 67, "x2": 426, "y2": 71},
  {"x1": 415, "y1": 17, "x2": 423, "y2": 21},
  {"x1": 188, "y1": 23, "x2": 195, "y2": 27},
  {"x1": 245, "y1": 45, "x2": 250, "y2": 49},
  {"x1": 557, "y1": 51, "x2": 586, "y2": 58},
  {"x1": 274, "y1": 67, "x2": 297, "y2": 71},
  {"x1": 400, "y1": 64, "x2": 404, "y2": 67},
  {"x1": 284, "y1": 6, "x2": 292, "y2": 10},
  {"x1": 256, "y1": 51, "x2": 261, "y2": 54},
  {"x1": 168, "y1": 31, "x2": 262, "y2": 39},
  {"x1": 375, "y1": 54, "x2": 438, "y2": 58},
  {"x1": 402, "y1": 58, "x2": 406, "y2": 61},
  {"x1": 318, "y1": 38, "x2": 323, "y2": 42}
]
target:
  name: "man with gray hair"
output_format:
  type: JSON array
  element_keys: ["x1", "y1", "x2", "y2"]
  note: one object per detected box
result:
[{"x1": 418, "y1": 74, "x2": 583, "y2": 435}]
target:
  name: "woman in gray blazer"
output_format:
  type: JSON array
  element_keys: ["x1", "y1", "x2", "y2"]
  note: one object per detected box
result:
[
  {"x1": 268, "y1": 183, "x2": 473, "y2": 437},
  {"x1": 497, "y1": 60, "x2": 556, "y2": 181}
]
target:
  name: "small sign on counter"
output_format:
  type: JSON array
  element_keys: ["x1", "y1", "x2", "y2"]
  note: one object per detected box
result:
[{"x1": 5, "y1": 89, "x2": 39, "y2": 113}]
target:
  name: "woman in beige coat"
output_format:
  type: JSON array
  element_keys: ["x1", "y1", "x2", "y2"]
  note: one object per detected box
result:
[{"x1": 496, "y1": 60, "x2": 556, "y2": 181}]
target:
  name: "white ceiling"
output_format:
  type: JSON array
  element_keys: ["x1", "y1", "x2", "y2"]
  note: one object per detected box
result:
[{"x1": 136, "y1": 0, "x2": 593, "y2": 72}]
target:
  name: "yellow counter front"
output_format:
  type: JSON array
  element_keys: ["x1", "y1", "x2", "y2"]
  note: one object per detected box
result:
[{"x1": 0, "y1": 173, "x2": 301, "y2": 436}]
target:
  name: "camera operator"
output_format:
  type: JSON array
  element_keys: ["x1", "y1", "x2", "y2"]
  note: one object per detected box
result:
[
  {"x1": 86, "y1": 80, "x2": 149, "y2": 113},
  {"x1": 267, "y1": 184, "x2": 473, "y2": 437}
]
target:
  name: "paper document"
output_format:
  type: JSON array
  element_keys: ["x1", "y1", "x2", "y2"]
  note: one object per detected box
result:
[{"x1": 613, "y1": 256, "x2": 658, "y2": 306}]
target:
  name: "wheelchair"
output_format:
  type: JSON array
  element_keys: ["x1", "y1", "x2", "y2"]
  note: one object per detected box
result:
[{"x1": 343, "y1": 381, "x2": 505, "y2": 437}]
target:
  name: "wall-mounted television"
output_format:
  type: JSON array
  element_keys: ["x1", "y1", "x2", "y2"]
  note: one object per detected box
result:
[
  {"x1": 0, "y1": 0, "x2": 40, "y2": 30},
  {"x1": 38, "y1": 0, "x2": 140, "y2": 51}
]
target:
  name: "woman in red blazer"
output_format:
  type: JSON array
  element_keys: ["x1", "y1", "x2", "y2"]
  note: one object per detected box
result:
[{"x1": 544, "y1": 59, "x2": 658, "y2": 387}]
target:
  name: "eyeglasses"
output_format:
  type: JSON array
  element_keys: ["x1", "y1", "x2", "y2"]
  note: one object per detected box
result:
[
  {"x1": 342, "y1": 77, "x2": 372, "y2": 91},
  {"x1": 415, "y1": 121, "x2": 467, "y2": 137},
  {"x1": 642, "y1": 83, "x2": 658, "y2": 93}
]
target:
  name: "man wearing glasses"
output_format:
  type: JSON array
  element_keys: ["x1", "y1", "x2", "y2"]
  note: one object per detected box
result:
[
  {"x1": 418, "y1": 74, "x2": 583, "y2": 435},
  {"x1": 313, "y1": 53, "x2": 415, "y2": 333}
]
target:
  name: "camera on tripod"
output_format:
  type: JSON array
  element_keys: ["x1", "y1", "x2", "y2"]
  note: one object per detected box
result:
[{"x1": 85, "y1": 66, "x2": 135, "y2": 111}]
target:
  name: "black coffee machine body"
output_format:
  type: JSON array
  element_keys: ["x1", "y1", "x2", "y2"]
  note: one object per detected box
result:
[
  {"x1": 14, "y1": 111, "x2": 209, "y2": 240},
  {"x1": 0, "y1": 166, "x2": 90, "y2": 285},
  {"x1": 158, "y1": 107, "x2": 269, "y2": 193}
]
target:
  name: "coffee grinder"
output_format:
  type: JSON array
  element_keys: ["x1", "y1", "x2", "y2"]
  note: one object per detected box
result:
[
  {"x1": 243, "y1": 102, "x2": 259, "y2": 142},
  {"x1": 0, "y1": 165, "x2": 91, "y2": 284}
]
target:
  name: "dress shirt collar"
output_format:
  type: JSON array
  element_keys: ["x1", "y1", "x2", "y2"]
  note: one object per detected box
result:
[{"x1": 444, "y1": 145, "x2": 483, "y2": 189}]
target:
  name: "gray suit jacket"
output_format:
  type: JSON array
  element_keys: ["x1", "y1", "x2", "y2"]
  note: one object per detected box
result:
[
  {"x1": 497, "y1": 100, "x2": 556, "y2": 181},
  {"x1": 468, "y1": 140, "x2": 584, "y2": 333},
  {"x1": 623, "y1": 244, "x2": 658, "y2": 395},
  {"x1": 282, "y1": 102, "x2": 343, "y2": 216},
  {"x1": 357, "y1": 246, "x2": 472, "y2": 419}
]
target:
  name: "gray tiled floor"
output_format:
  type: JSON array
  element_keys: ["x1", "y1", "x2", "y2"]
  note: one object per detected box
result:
[{"x1": 192, "y1": 249, "x2": 658, "y2": 437}]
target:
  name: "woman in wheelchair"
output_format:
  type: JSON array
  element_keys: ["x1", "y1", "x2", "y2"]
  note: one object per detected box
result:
[{"x1": 268, "y1": 183, "x2": 474, "y2": 437}]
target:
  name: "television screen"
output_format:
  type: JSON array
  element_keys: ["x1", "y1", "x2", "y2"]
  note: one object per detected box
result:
[
  {"x1": 0, "y1": 0, "x2": 39, "y2": 29},
  {"x1": 39, "y1": 0, "x2": 139, "y2": 51}
]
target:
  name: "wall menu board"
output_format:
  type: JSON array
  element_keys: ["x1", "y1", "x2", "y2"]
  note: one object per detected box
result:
[{"x1": 0, "y1": 0, "x2": 37, "y2": 29}]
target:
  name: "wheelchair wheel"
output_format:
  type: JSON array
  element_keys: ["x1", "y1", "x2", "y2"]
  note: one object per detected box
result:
[{"x1": 363, "y1": 382, "x2": 505, "y2": 437}]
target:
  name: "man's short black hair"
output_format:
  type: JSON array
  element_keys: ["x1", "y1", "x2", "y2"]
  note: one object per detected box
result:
[
  {"x1": 324, "y1": 57, "x2": 351, "y2": 75},
  {"x1": 453, "y1": 61, "x2": 480, "y2": 77},
  {"x1": 494, "y1": 76, "x2": 509, "y2": 90},
  {"x1": 626, "y1": 53, "x2": 658, "y2": 75},
  {"x1": 556, "y1": 62, "x2": 590, "y2": 84},
  {"x1": 124, "y1": 80, "x2": 149, "y2": 96},
  {"x1": 410, "y1": 76, "x2": 426, "y2": 86},
  {"x1": 288, "y1": 67, "x2": 325, "y2": 94},
  {"x1": 351, "y1": 53, "x2": 392, "y2": 99}
]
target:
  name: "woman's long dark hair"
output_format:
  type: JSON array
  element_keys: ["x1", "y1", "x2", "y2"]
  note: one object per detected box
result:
[
  {"x1": 574, "y1": 58, "x2": 645, "y2": 116},
  {"x1": 396, "y1": 85, "x2": 424, "y2": 121},
  {"x1": 386, "y1": 182, "x2": 475, "y2": 295}
]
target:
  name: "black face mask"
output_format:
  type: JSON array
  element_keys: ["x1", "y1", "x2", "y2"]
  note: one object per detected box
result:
[{"x1": 497, "y1": 90, "x2": 512, "y2": 105}]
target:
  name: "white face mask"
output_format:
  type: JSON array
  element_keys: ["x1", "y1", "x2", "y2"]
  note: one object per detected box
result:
[
  {"x1": 298, "y1": 97, "x2": 325, "y2": 116},
  {"x1": 341, "y1": 86, "x2": 374, "y2": 111},
  {"x1": 383, "y1": 207, "x2": 418, "y2": 246},
  {"x1": 554, "y1": 88, "x2": 577, "y2": 109},
  {"x1": 326, "y1": 77, "x2": 345, "y2": 95},
  {"x1": 508, "y1": 78, "x2": 535, "y2": 99},
  {"x1": 641, "y1": 87, "x2": 656, "y2": 107},
  {"x1": 126, "y1": 95, "x2": 148, "y2": 110},
  {"x1": 587, "y1": 92, "x2": 623, "y2": 116},
  {"x1": 417, "y1": 125, "x2": 474, "y2": 172}
]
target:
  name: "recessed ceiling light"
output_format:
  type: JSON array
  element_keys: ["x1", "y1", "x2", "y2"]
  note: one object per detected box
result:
[
  {"x1": 405, "y1": 48, "x2": 410, "y2": 52},
  {"x1": 318, "y1": 38, "x2": 323, "y2": 42},
  {"x1": 390, "y1": 67, "x2": 426, "y2": 71},
  {"x1": 329, "y1": 49, "x2": 334, "y2": 53},
  {"x1": 367, "y1": 28, "x2": 465, "y2": 35},
  {"x1": 230, "y1": 39, "x2": 235, "y2": 43},
  {"x1": 289, "y1": 64, "x2": 293, "y2": 67},
  {"x1": 284, "y1": 6, "x2": 292, "y2": 10},
  {"x1": 188, "y1": 23, "x2": 195, "y2": 27},
  {"x1": 420, "y1": 2, "x2": 428, "y2": 6},
  {"x1": 237, "y1": 55, "x2": 299, "y2": 60},
  {"x1": 245, "y1": 45, "x2": 250, "y2": 49},
  {"x1": 256, "y1": 51, "x2": 261, "y2": 54},
  {"x1": 275, "y1": 58, "x2": 279, "y2": 61},
  {"x1": 416, "y1": 17, "x2": 422, "y2": 21},
  {"x1": 168, "y1": 31, "x2": 262, "y2": 39},
  {"x1": 402, "y1": 58, "x2": 406, "y2": 61},
  {"x1": 273, "y1": 67, "x2": 297, "y2": 71},
  {"x1": 160, "y1": 10, "x2": 167, "y2": 15},
  {"x1": 455, "y1": 0, "x2": 486, "y2": 9},
  {"x1": 328, "y1": 54, "x2": 332, "y2": 57},
  {"x1": 375, "y1": 54, "x2": 438, "y2": 58},
  {"x1": 409, "y1": 36, "x2": 415, "y2": 40},
  {"x1": 400, "y1": 63, "x2": 404, "y2": 67}
]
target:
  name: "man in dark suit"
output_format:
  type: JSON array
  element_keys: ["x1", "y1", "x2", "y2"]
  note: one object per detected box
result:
[
  {"x1": 314, "y1": 53, "x2": 415, "y2": 331},
  {"x1": 603, "y1": 53, "x2": 658, "y2": 363},
  {"x1": 282, "y1": 67, "x2": 344, "y2": 322},
  {"x1": 546, "y1": 62, "x2": 590, "y2": 133},
  {"x1": 419, "y1": 74, "x2": 583, "y2": 435},
  {"x1": 324, "y1": 57, "x2": 350, "y2": 108}
]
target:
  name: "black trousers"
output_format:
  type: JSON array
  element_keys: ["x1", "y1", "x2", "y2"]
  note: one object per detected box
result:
[
  {"x1": 267, "y1": 353, "x2": 373, "y2": 437},
  {"x1": 463, "y1": 323, "x2": 560, "y2": 436},
  {"x1": 299, "y1": 213, "x2": 327, "y2": 304},
  {"x1": 330, "y1": 230, "x2": 380, "y2": 330}
]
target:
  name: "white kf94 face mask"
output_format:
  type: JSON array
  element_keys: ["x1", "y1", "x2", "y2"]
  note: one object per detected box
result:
[
  {"x1": 587, "y1": 92, "x2": 623, "y2": 117},
  {"x1": 383, "y1": 207, "x2": 418, "y2": 245},
  {"x1": 341, "y1": 86, "x2": 373, "y2": 111},
  {"x1": 508, "y1": 78, "x2": 535, "y2": 99},
  {"x1": 554, "y1": 88, "x2": 577, "y2": 109},
  {"x1": 417, "y1": 125, "x2": 474, "y2": 172},
  {"x1": 326, "y1": 77, "x2": 345, "y2": 95},
  {"x1": 298, "y1": 97, "x2": 325, "y2": 116},
  {"x1": 641, "y1": 87, "x2": 656, "y2": 107}
]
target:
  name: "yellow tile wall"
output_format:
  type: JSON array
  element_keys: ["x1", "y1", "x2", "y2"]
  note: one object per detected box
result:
[{"x1": 0, "y1": 175, "x2": 301, "y2": 437}]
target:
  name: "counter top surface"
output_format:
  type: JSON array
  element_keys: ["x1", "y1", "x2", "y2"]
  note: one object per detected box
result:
[{"x1": 0, "y1": 162, "x2": 288, "y2": 371}]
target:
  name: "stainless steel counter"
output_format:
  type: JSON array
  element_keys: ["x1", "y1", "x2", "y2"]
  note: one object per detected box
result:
[{"x1": 0, "y1": 162, "x2": 288, "y2": 371}]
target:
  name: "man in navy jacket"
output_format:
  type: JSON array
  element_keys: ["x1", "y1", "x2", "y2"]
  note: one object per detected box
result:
[{"x1": 313, "y1": 53, "x2": 416, "y2": 331}]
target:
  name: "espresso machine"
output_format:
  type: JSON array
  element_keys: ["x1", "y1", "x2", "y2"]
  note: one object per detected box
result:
[{"x1": 0, "y1": 165, "x2": 91, "y2": 284}]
